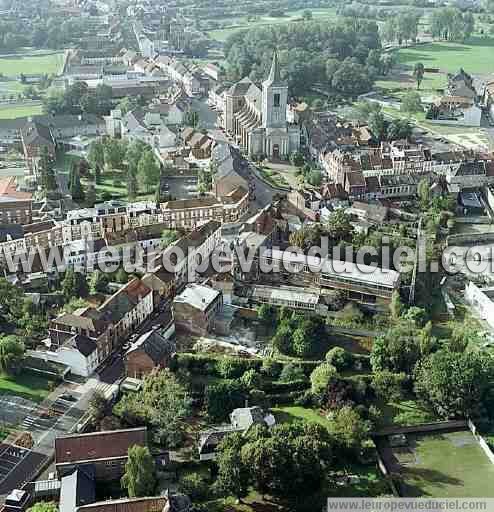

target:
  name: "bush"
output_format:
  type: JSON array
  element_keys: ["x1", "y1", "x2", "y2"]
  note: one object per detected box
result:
[
  {"x1": 279, "y1": 363, "x2": 307, "y2": 383},
  {"x1": 179, "y1": 472, "x2": 209, "y2": 501},
  {"x1": 261, "y1": 358, "x2": 282, "y2": 379},
  {"x1": 205, "y1": 380, "x2": 246, "y2": 421},
  {"x1": 325, "y1": 347, "x2": 352, "y2": 371}
]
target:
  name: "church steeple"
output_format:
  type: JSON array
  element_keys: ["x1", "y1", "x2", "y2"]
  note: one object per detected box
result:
[{"x1": 265, "y1": 50, "x2": 285, "y2": 86}]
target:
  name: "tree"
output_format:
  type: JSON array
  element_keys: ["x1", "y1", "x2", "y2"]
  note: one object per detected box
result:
[
  {"x1": 62, "y1": 268, "x2": 89, "y2": 299},
  {"x1": 160, "y1": 230, "x2": 179, "y2": 249},
  {"x1": 88, "y1": 141, "x2": 105, "y2": 179},
  {"x1": 329, "y1": 406, "x2": 371, "y2": 451},
  {"x1": 89, "y1": 390, "x2": 107, "y2": 423},
  {"x1": 387, "y1": 119, "x2": 412, "y2": 141},
  {"x1": 310, "y1": 363, "x2": 337, "y2": 395},
  {"x1": 417, "y1": 178, "x2": 431, "y2": 209},
  {"x1": 308, "y1": 169, "x2": 322, "y2": 186},
  {"x1": 390, "y1": 290, "x2": 404, "y2": 320},
  {"x1": 401, "y1": 91, "x2": 423, "y2": 114},
  {"x1": 371, "y1": 321, "x2": 436, "y2": 374},
  {"x1": 137, "y1": 151, "x2": 160, "y2": 193},
  {"x1": 215, "y1": 433, "x2": 250, "y2": 501},
  {"x1": 326, "y1": 347, "x2": 352, "y2": 371},
  {"x1": 114, "y1": 370, "x2": 192, "y2": 448},
  {"x1": 103, "y1": 138, "x2": 125, "y2": 169},
  {"x1": 127, "y1": 168, "x2": 138, "y2": 201},
  {"x1": 27, "y1": 503, "x2": 58, "y2": 512},
  {"x1": 371, "y1": 370, "x2": 407, "y2": 401},
  {"x1": 121, "y1": 445, "x2": 156, "y2": 498},
  {"x1": 0, "y1": 335, "x2": 25, "y2": 375},
  {"x1": 257, "y1": 304, "x2": 277, "y2": 325},
  {"x1": 205, "y1": 380, "x2": 245, "y2": 421},
  {"x1": 289, "y1": 151, "x2": 305, "y2": 168},
  {"x1": 89, "y1": 271, "x2": 109, "y2": 294},
  {"x1": 331, "y1": 59, "x2": 373, "y2": 96},
  {"x1": 38, "y1": 146, "x2": 57, "y2": 195},
  {"x1": 279, "y1": 363, "x2": 306, "y2": 383},
  {"x1": 69, "y1": 165, "x2": 85, "y2": 202},
  {"x1": 413, "y1": 62, "x2": 425, "y2": 90},
  {"x1": 414, "y1": 350, "x2": 494, "y2": 418},
  {"x1": 179, "y1": 472, "x2": 209, "y2": 501},
  {"x1": 326, "y1": 209, "x2": 353, "y2": 242},
  {"x1": 115, "y1": 267, "x2": 129, "y2": 284},
  {"x1": 368, "y1": 111, "x2": 387, "y2": 141},
  {"x1": 184, "y1": 110, "x2": 199, "y2": 128},
  {"x1": 302, "y1": 10, "x2": 312, "y2": 21}
]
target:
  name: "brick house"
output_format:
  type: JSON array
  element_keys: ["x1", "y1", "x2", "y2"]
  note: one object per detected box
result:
[
  {"x1": 20, "y1": 120, "x2": 56, "y2": 171},
  {"x1": 173, "y1": 283, "x2": 223, "y2": 335},
  {"x1": 55, "y1": 427, "x2": 148, "y2": 480},
  {"x1": 125, "y1": 328, "x2": 176, "y2": 379},
  {"x1": 76, "y1": 494, "x2": 191, "y2": 512}
]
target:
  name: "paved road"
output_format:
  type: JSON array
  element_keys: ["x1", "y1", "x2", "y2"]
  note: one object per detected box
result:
[{"x1": 0, "y1": 376, "x2": 118, "y2": 501}]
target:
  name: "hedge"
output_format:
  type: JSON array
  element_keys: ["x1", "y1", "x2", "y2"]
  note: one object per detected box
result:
[{"x1": 174, "y1": 353, "x2": 262, "y2": 376}]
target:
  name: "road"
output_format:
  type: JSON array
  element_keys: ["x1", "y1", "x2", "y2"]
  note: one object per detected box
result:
[{"x1": 0, "y1": 375, "x2": 118, "y2": 501}]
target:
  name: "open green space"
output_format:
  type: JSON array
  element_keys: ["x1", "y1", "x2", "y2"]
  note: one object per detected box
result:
[
  {"x1": 378, "y1": 399, "x2": 437, "y2": 428},
  {"x1": 207, "y1": 7, "x2": 337, "y2": 42},
  {"x1": 0, "y1": 371, "x2": 54, "y2": 403},
  {"x1": 273, "y1": 406, "x2": 332, "y2": 428},
  {"x1": 0, "y1": 102, "x2": 44, "y2": 119},
  {"x1": 400, "y1": 431, "x2": 494, "y2": 497},
  {"x1": 377, "y1": 38, "x2": 494, "y2": 92},
  {"x1": 0, "y1": 51, "x2": 64, "y2": 77}
]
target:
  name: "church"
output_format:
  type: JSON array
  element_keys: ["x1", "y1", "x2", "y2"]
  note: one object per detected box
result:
[{"x1": 223, "y1": 51, "x2": 301, "y2": 159}]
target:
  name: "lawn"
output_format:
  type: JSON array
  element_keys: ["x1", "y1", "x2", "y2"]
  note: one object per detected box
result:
[
  {"x1": 378, "y1": 399, "x2": 438, "y2": 428},
  {"x1": 273, "y1": 406, "x2": 332, "y2": 428},
  {"x1": 399, "y1": 431, "x2": 494, "y2": 497},
  {"x1": 0, "y1": 102, "x2": 44, "y2": 119},
  {"x1": 377, "y1": 37, "x2": 494, "y2": 92},
  {"x1": 0, "y1": 51, "x2": 64, "y2": 77},
  {"x1": 0, "y1": 371, "x2": 54, "y2": 403},
  {"x1": 207, "y1": 7, "x2": 337, "y2": 42}
]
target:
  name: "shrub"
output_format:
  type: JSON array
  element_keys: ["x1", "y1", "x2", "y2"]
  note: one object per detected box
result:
[
  {"x1": 279, "y1": 363, "x2": 307, "y2": 383},
  {"x1": 325, "y1": 347, "x2": 352, "y2": 371}
]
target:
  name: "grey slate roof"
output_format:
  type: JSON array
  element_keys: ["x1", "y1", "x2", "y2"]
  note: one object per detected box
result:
[{"x1": 126, "y1": 329, "x2": 176, "y2": 364}]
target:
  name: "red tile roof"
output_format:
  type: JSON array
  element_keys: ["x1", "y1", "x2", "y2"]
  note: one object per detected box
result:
[{"x1": 55, "y1": 428, "x2": 147, "y2": 464}]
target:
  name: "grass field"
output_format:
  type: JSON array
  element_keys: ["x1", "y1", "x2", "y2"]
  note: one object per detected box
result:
[
  {"x1": 0, "y1": 51, "x2": 64, "y2": 77},
  {"x1": 398, "y1": 431, "x2": 494, "y2": 497},
  {"x1": 0, "y1": 372, "x2": 53, "y2": 403},
  {"x1": 273, "y1": 406, "x2": 332, "y2": 428},
  {"x1": 377, "y1": 37, "x2": 494, "y2": 92},
  {"x1": 0, "y1": 102, "x2": 44, "y2": 119},
  {"x1": 207, "y1": 7, "x2": 337, "y2": 42}
]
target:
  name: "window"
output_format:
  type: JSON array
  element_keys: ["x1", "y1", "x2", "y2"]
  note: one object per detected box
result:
[{"x1": 274, "y1": 93, "x2": 280, "y2": 107}]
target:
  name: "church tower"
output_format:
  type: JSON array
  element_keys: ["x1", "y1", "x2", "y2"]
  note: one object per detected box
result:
[{"x1": 262, "y1": 51, "x2": 288, "y2": 129}]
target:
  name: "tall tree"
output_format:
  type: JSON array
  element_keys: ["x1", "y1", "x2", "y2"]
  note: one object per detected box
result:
[
  {"x1": 137, "y1": 151, "x2": 160, "y2": 193},
  {"x1": 121, "y1": 445, "x2": 156, "y2": 497},
  {"x1": 38, "y1": 146, "x2": 57, "y2": 195},
  {"x1": 0, "y1": 335, "x2": 25, "y2": 375},
  {"x1": 413, "y1": 62, "x2": 425, "y2": 90}
]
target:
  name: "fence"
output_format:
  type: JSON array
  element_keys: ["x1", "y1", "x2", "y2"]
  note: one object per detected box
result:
[{"x1": 468, "y1": 419, "x2": 494, "y2": 465}]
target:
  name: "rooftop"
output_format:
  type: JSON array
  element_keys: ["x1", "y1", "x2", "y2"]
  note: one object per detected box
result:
[{"x1": 173, "y1": 283, "x2": 220, "y2": 311}]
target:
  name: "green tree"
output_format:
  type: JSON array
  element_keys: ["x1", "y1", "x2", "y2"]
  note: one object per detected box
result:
[
  {"x1": 62, "y1": 268, "x2": 89, "y2": 300},
  {"x1": 310, "y1": 363, "x2": 337, "y2": 395},
  {"x1": 417, "y1": 178, "x2": 431, "y2": 209},
  {"x1": 127, "y1": 168, "x2": 138, "y2": 201},
  {"x1": 0, "y1": 335, "x2": 25, "y2": 375},
  {"x1": 205, "y1": 380, "x2": 245, "y2": 421},
  {"x1": 289, "y1": 151, "x2": 305, "y2": 168},
  {"x1": 103, "y1": 138, "x2": 125, "y2": 169},
  {"x1": 414, "y1": 350, "x2": 493, "y2": 418},
  {"x1": 413, "y1": 63, "x2": 425, "y2": 90},
  {"x1": 371, "y1": 370, "x2": 407, "y2": 401},
  {"x1": 325, "y1": 347, "x2": 352, "y2": 371},
  {"x1": 89, "y1": 389, "x2": 107, "y2": 423},
  {"x1": 69, "y1": 165, "x2": 85, "y2": 201},
  {"x1": 121, "y1": 445, "x2": 156, "y2": 498},
  {"x1": 39, "y1": 146, "x2": 57, "y2": 195},
  {"x1": 401, "y1": 91, "x2": 423, "y2": 113},
  {"x1": 88, "y1": 141, "x2": 105, "y2": 177},
  {"x1": 89, "y1": 271, "x2": 109, "y2": 294},
  {"x1": 257, "y1": 304, "x2": 276, "y2": 325},
  {"x1": 137, "y1": 151, "x2": 160, "y2": 193},
  {"x1": 215, "y1": 433, "x2": 250, "y2": 501},
  {"x1": 329, "y1": 406, "x2": 371, "y2": 451},
  {"x1": 27, "y1": 502, "x2": 58, "y2": 512},
  {"x1": 368, "y1": 111, "x2": 387, "y2": 141},
  {"x1": 279, "y1": 363, "x2": 306, "y2": 383},
  {"x1": 390, "y1": 290, "x2": 404, "y2": 320},
  {"x1": 160, "y1": 230, "x2": 179, "y2": 249}
]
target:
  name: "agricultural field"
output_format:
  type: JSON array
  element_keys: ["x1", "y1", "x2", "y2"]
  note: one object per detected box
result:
[
  {"x1": 396, "y1": 431, "x2": 494, "y2": 497},
  {"x1": 207, "y1": 7, "x2": 337, "y2": 42}
]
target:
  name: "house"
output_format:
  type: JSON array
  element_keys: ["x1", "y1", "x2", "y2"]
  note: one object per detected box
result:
[
  {"x1": 142, "y1": 267, "x2": 176, "y2": 305},
  {"x1": 199, "y1": 406, "x2": 274, "y2": 461},
  {"x1": 159, "y1": 221, "x2": 222, "y2": 287},
  {"x1": 211, "y1": 143, "x2": 249, "y2": 197},
  {"x1": 55, "y1": 427, "x2": 148, "y2": 480},
  {"x1": 20, "y1": 121, "x2": 56, "y2": 171},
  {"x1": 60, "y1": 467, "x2": 96, "y2": 512},
  {"x1": 98, "y1": 278, "x2": 154, "y2": 341},
  {"x1": 465, "y1": 281, "x2": 494, "y2": 330},
  {"x1": 0, "y1": 176, "x2": 33, "y2": 225},
  {"x1": 76, "y1": 494, "x2": 191, "y2": 512},
  {"x1": 121, "y1": 109, "x2": 177, "y2": 150},
  {"x1": 182, "y1": 128, "x2": 214, "y2": 159},
  {"x1": 125, "y1": 328, "x2": 176, "y2": 379},
  {"x1": 173, "y1": 283, "x2": 223, "y2": 335}
]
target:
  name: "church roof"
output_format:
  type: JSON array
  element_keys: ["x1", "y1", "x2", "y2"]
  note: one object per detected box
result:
[
  {"x1": 264, "y1": 50, "x2": 285, "y2": 87},
  {"x1": 228, "y1": 77, "x2": 255, "y2": 96}
]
